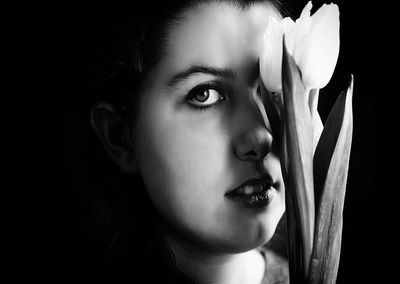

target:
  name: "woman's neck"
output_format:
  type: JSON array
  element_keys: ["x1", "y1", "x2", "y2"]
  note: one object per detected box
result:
[{"x1": 162, "y1": 231, "x2": 265, "y2": 284}]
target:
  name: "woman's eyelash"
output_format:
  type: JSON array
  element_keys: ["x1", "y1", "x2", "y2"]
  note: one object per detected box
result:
[{"x1": 185, "y1": 83, "x2": 226, "y2": 110}]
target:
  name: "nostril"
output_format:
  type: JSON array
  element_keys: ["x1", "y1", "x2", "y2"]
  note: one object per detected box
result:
[
  {"x1": 234, "y1": 128, "x2": 273, "y2": 161},
  {"x1": 246, "y1": 150, "x2": 258, "y2": 159}
]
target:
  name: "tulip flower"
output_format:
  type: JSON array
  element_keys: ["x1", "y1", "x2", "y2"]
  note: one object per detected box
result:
[
  {"x1": 259, "y1": 2, "x2": 353, "y2": 284},
  {"x1": 260, "y1": 1, "x2": 340, "y2": 92},
  {"x1": 260, "y1": 1, "x2": 339, "y2": 151}
]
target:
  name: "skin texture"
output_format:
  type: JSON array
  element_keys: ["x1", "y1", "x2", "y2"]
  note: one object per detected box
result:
[
  {"x1": 135, "y1": 1, "x2": 284, "y2": 252},
  {"x1": 92, "y1": 2, "x2": 286, "y2": 283},
  {"x1": 134, "y1": 2, "x2": 285, "y2": 283}
]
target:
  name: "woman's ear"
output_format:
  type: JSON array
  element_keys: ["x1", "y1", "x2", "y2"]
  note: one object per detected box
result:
[{"x1": 90, "y1": 102, "x2": 137, "y2": 174}]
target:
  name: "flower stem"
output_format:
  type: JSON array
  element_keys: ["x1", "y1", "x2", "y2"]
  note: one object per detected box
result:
[
  {"x1": 308, "y1": 89, "x2": 323, "y2": 153},
  {"x1": 281, "y1": 39, "x2": 315, "y2": 281}
]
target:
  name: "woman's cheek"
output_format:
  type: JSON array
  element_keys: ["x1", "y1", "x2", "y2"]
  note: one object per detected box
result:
[{"x1": 135, "y1": 97, "x2": 229, "y2": 222}]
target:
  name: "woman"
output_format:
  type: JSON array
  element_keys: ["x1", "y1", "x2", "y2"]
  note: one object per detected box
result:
[{"x1": 66, "y1": 0, "x2": 296, "y2": 283}]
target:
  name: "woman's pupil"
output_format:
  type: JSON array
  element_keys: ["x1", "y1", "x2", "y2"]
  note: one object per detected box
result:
[{"x1": 196, "y1": 89, "x2": 210, "y2": 102}]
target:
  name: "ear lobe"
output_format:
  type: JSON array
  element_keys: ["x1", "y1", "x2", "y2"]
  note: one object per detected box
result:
[{"x1": 90, "y1": 102, "x2": 138, "y2": 174}]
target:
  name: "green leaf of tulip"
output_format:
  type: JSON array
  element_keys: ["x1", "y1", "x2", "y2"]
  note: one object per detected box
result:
[
  {"x1": 259, "y1": 76, "x2": 281, "y2": 140},
  {"x1": 259, "y1": 2, "x2": 352, "y2": 283},
  {"x1": 281, "y1": 39, "x2": 315, "y2": 281},
  {"x1": 309, "y1": 76, "x2": 353, "y2": 284}
]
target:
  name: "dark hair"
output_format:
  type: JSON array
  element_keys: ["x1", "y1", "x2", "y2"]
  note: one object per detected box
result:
[{"x1": 65, "y1": 0, "x2": 295, "y2": 282}]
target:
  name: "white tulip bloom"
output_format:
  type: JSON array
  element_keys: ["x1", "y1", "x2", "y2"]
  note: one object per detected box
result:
[{"x1": 260, "y1": 1, "x2": 340, "y2": 91}]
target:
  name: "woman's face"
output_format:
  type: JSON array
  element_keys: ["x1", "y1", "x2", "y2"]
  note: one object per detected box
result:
[{"x1": 134, "y1": 2, "x2": 285, "y2": 253}]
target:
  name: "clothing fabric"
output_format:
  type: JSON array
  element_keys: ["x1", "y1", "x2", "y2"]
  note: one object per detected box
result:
[
  {"x1": 259, "y1": 246, "x2": 290, "y2": 284},
  {"x1": 104, "y1": 228, "x2": 290, "y2": 283}
]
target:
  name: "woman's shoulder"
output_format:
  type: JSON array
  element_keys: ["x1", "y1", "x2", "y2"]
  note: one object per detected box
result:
[{"x1": 258, "y1": 246, "x2": 290, "y2": 284}]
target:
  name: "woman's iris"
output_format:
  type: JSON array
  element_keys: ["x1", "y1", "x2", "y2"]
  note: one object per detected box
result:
[{"x1": 188, "y1": 88, "x2": 224, "y2": 108}]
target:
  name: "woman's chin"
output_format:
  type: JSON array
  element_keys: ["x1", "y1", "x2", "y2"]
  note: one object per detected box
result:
[{"x1": 217, "y1": 224, "x2": 279, "y2": 254}]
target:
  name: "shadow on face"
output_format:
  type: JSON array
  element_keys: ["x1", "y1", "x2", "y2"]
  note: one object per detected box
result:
[{"x1": 131, "y1": 1, "x2": 286, "y2": 253}]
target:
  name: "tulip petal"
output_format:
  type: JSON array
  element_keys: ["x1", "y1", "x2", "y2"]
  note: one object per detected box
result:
[
  {"x1": 260, "y1": 17, "x2": 284, "y2": 92},
  {"x1": 298, "y1": 0, "x2": 313, "y2": 21},
  {"x1": 293, "y1": 1, "x2": 312, "y2": 65},
  {"x1": 281, "y1": 17, "x2": 295, "y2": 54},
  {"x1": 299, "y1": 4, "x2": 340, "y2": 89}
]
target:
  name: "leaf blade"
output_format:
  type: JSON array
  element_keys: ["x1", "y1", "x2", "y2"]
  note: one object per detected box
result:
[
  {"x1": 281, "y1": 38, "x2": 315, "y2": 281},
  {"x1": 309, "y1": 76, "x2": 354, "y2": 284}
]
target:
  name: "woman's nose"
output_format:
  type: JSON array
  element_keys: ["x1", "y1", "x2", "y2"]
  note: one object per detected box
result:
[
  {"x1": 234, "y1": 126, "x2": 273, "y2": 162},
  {"x1": 232, "y1": 79, "x2": 274, "y2": 162}
]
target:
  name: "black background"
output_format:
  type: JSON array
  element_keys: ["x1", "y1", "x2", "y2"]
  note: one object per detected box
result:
[{"x1": 311, "y1": 1, "x2": 383, "y2": 282}]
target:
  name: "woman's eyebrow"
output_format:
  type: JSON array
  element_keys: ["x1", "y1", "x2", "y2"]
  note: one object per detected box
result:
[{"x1": 166, "y1": 65, "x2": 236, "y2": 87}]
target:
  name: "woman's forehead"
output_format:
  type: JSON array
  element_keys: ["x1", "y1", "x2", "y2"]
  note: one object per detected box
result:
[{"x1": 159, "y1": 1, "x2": 280, "y2": 78}]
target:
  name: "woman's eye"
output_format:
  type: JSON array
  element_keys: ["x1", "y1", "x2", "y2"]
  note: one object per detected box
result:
[{"x1": 187, "y1": 87, "x2": 225, "y2": 109}]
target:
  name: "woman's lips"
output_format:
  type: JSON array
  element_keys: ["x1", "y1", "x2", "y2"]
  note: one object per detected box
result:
[{"x1": 225, "y1": 176, "x2": 277, "y2": 209}]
